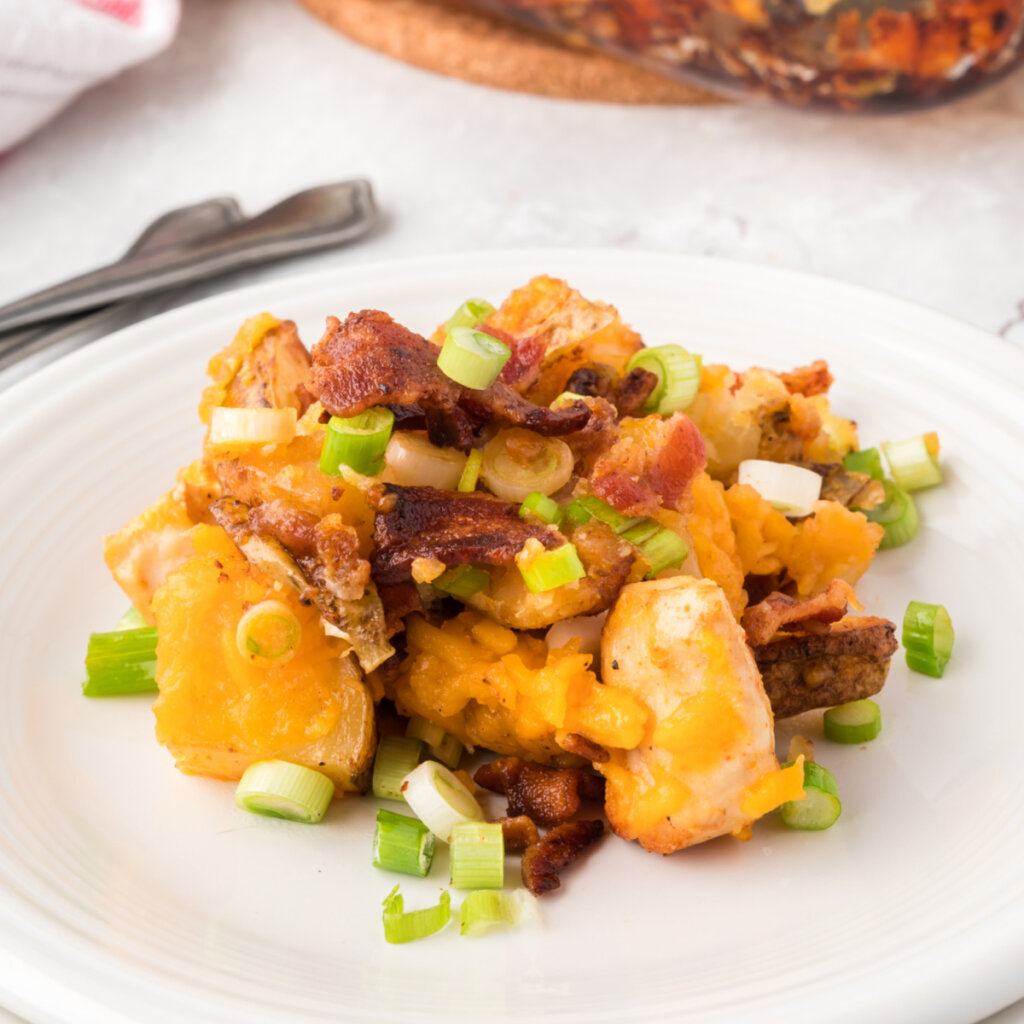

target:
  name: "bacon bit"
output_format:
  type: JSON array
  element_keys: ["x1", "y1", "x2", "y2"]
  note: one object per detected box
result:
[
  {"x1": 557, "y1": 732, "x2": 610, "y2": 763},
  {"x1": 778, "y1": 360, "x2": 833, "y2": 397},
  {"x1": 474, "y1": 756, "x2": 605, "y2": 827},
  {"x1": 376, "y1": 580, "x2": 422, "y2": 636},
  {"x1": 498, "y1": 815, "x2": 541, "y2": 853},
  {"x1": 371, "y1": 485, "x2": 561, "y2": 585},
  {"x1": 742, "y1": 579, "x2": 855, "y2": 646},
  {"x1": 591, "y1": 412, "x2": 707, "y2": 516},
  {"x1": 486, "y1": 326, "x2": 546, "y2": 394},
  {"x1": 521, "y1": 820, "x2": 605, "y2": 896},
  {"x1": 309, "y1": 310, "x2": 590, "y2": 450}
]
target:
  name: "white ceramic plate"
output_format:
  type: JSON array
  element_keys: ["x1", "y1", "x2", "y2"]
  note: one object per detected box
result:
[{"x1": 1, "y1": 250, "x2": 1022, "y2": 1024}]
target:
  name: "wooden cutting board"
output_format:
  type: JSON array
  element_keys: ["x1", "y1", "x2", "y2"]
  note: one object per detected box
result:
[{"x1": 296, "y1": 0, "x2": 719, "y2": 104}]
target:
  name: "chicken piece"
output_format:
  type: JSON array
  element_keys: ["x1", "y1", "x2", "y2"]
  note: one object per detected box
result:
[{"x1": 598, "y1": 576, "x2": 804, "y2": 853}]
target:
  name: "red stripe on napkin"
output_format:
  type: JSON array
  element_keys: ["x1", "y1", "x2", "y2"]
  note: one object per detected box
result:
[{"x1": 72, "y1": 0, "x2": 144, "y2": 26}]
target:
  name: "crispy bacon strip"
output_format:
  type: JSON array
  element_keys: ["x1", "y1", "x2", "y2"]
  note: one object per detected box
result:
[
  {"x1": 521, "y1": 820, "x2": 605, "y2": 896},
  {"x1": 309, "y1": 311, "x2": 590, "y2": 449},
  {"x1": 591, "y1": 411, "x2": 707, "y2": 516},
  {"x1": 741, "y1": 579, "x2": 856, "y2": 646},
  {"x1": 753, "y1": 616, "x2": 898, "y2": 719},
  {"x1": 613, "y1": 367, "x2": 659, "y2": 417},
  {"x1": 498, "y1": 815, "x2": 541, "y2": 853},
  {"x1": 487, "y1": 325, "x2": 546, "y2": 394},
  {"x1": 371, "y1": 485, "x2": 561, "y2": 586},
  {"x1": 474, "y1": 756, "x2": 605, "y2": 827}
]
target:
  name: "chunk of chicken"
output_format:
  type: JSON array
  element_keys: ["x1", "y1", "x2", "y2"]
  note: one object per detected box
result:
[{"x1": 598, "y1": 576, "x2": 803, "y2": 853}]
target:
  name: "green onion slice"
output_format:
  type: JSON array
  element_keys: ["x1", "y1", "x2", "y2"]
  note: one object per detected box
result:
[
  {"x1": 82, "y1": 627, "x2": 158, "y2": 697},
  {"x1": 437, "y1": 327, "x2": 511, "y2": 390},
  {"x1": 638, "y1": 526, "x2": 689, "y2": 577},
  {"x1": 115, "y1": 606, "x2": 148, "y2": 630},
  {"x1": 823, "y1": 699, "x2": 882, "y2": 744},
  {"x1": 432, "y1": 564, "x2": 490, "y2": 600},
  {"x1": 382, "y1": 885, "x2": 451, "y2": 944},
  {"x1": 737, "y1": 459, "x2": 823, "y2": 517},
  {"x1": 519, "y1": 491, "x2": 564, "y2": 526},
  {"x1": 778, "y1": 760, "x2": 841, "y2": 831},
  {"x1": 406, "y1": 715, "x2": 464, "y2": 770},
  {"x1": 459, "y1": 888, "x2": 539, "y2": 936},
  {"x1": 457, "y1": 448, "x2": 483, "y2": 493},
  {"x1": 902, "y1": 601, "x2": 954, "y2": 678},
  {"x1": 235, "y1": 760, "x2": 334, "y2": 823},
  {"x1": 861, "y1": 479, "x2": 919, "y2": 549},
  {"x1": 373, "y1": 809, "x2": 435, "y2": 877},
  {"x1": 373, "y1": 735, "x2": 425, "y2": 801},
  {"x1": 479, "y1": 429, "x2": 574, "y2": 502},
  {"x1": 842, "y1": 447, "x2": 884, "y2": 481},
  {"x1": 320, "y1": 408, "x2": 395, "y2": 477},
  {"x1": 209, "y1": 406, "x2": 297, "y2": 446},
  {"x1": 517, "y1": 542, "x2": 586, "y2": 594},
  {"x1": 446, "y1": 298, "x2": 496, "y2": 333},
  {"x1": 401, "y1": 761, "x2": 483, "y2": 843},
  {"x1": 235, "y1": 600, "x2": 301, "y2": 662},
  {"x1": 563, "y1": 500, "x2": 593, "y2": 527},
  {"x1": 625, "y1": 344, "x2": 701, "y2": 415},
  {"x1": 573, "y1": 494, "x2": 643, "y2": 534},
  {"x1": 450, "y1": 821, "x2": 505, "y2": 890},
  {"x1": 881, "y1": 434, "x2": 943, "y2": 492}
]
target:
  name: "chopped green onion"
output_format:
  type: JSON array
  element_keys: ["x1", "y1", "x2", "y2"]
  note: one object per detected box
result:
[
  {"x1": 320, "y1": 408, "x2": 394, "y2": 477},
  {"x1": 458, "y1": 448, "x2": 483, "y2": 492},
  {"x1": 902, "y1": 601, "x2": 955, "y2": 678},
  {"x1": 432, "y1": 564, "x2": 490, "y2": 599},
  {"x1": 517, "y1": 541, "x2": 586, "y2": 594},
  {"x1": 823, "y1": 699, "x2": 882, "y2": 744},
  {"x1": 459, "y1": 888, "x2": 539, "y2": 936},
  {"x1": 450, "y1": 821, "x2": 505, "y2": 890},
  {"x1": 406, "y1": 715, "x2": 464, "y2": 770},
  {"x1": 438, "y1": 327, "x2": 510, "y2": 390},
  {"x1": 842, "y1": 447, "x2": 884, "y2": 481},
  {"x1": 638, "y1": 526, "x2": 689, "y2": 577},
  {"x1": 82, "y1": 627, "x2": 158, "y2": 697},
  {"x1": 385, "y1": 432, "x2": 467, "y2": 489},
  {"x1": 235, "y1": 600, "x2": 301, "y2": 662},
  {"x1": 479, "y1": 429, "x2": 574, "y2": 502},
  {"x1": 619, "y1": 519, "x2": 662, "y2": 546},
  {"x1": 209, "y1": 406, "x2": 297, "y2": 446},
  {"x1": 563, "y1": 499, "x2": 592, "y2": 527},
  {"x1": 115, "y1": 606, "x2": 148, "y2": 630},
  {"x1": 862, "y1": 479, "x2": 919, "y2": 549},
  {"x1": 779, "y1": 760, "x2": 841, "y2": 831},
  {"x1": 373, "y1": 808, "x2": 435, "y2": 877},
  {"x1": 573, "y1": 494, "x2": 643, "y2": 534},
  {"x1": 235, "y1": 760, "x2": 334, "y2": 823},
  {"x1": 550, "y1": 391, "x2": 589, "y2": 411},
  {"x1": 626, "y1": 344, "x2": 701, "y2": 415},
  {"x1": 382, "y1": 885, "x2": 451, "y2": 944},
  {"x1": 882, "y1": 434, "x2": 943, "y2": 492},
  {"x1": 737, "y1": 459, "x2": 823, "y2": 517},
  {"x1": 519, "y1": 491, "x2": 564, "y2": 526},
  {"x1": 373, "y1": 735, "x2": 425, "y2": 801},
  {"x1": 402, "y1": 761, "x2": 483, "y2": 843},
  {"x1": 446, "y1": 298, "x2": 496, "y2": 333}
]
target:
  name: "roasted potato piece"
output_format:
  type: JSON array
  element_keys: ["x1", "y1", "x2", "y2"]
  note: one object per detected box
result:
[
  {"x1": 151, "y1": 524, "x2": 376, "y2": 792},
  {"x1": 598, "y1": 576, "x2": 803, "y2": 853}
]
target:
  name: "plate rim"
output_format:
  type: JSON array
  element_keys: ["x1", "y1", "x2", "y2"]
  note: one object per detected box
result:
[{"x1": 1, "y1": 247, "x2": 1022, "y2": 1024}]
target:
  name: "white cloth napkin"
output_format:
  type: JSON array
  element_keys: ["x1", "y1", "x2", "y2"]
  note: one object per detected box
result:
[{"x1": 0, "y1": 0, "x2": 179, "y2": 152}]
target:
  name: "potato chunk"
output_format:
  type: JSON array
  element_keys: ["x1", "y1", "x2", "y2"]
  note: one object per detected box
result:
[{"x1": 151, "y1": 524, "x2": 375, "y2": 792}]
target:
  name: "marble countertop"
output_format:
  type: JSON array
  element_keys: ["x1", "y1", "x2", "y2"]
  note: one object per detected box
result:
[{"x1": 0, "y1": 1, "x2": 1021, "y2": 1021}]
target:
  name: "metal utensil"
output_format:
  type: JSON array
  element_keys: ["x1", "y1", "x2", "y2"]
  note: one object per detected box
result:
[
  {"x1": 0, "y1": 179, "x2": 376, "y2": 335},
  {"x1": 0, "y1": 196, "x2": 248, "y2": 378}
]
